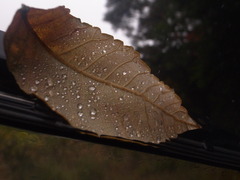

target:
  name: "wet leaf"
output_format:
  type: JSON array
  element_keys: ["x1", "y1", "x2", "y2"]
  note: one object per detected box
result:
[{"x1": 4, "y1": 5, "x2": 201, "y2": 144}]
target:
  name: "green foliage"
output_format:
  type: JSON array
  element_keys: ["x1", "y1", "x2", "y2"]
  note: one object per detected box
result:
[
  {"x1": 1, "y1": 125, "x2": 240, "y2": 179},
  {"x1": 105, "y1": 0, "x2": 240, "y2": 137}
]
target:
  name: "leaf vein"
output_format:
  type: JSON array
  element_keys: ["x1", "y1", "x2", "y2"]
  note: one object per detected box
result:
[
  {"x1": 103, "y1": 60, "x2": 133, "y2": 80},
  {"x1": 123, "y1": 72, "x2": 149, "y2": 87},
  {"x1": 81, "y1": 42, "x2": 122, "y2": 71}
]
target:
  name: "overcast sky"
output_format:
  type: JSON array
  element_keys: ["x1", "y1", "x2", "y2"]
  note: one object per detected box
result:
[{"x1": 0, "y1": 0, "x2": 131, "y2": 46}]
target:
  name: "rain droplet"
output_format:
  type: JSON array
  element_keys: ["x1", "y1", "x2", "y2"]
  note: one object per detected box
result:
[
  {"x1": 92, "y1": 69, "x2": 96, "y2": 73},
  {"x1": 181, "y1": 114, "x2": 186, "y2": 119},
  {"x1": 44, "y1": 96, "x2": 49, "y2": 102},
  {"x1": 76, "y1": 95, "x2": 80, "y2": 99},
  {"x1": 62, "y1": 74, "x2": 67, "y2": 79},
  {"x1": 123, "y1": 114, "x2": 129, "y2": 121},
  {"x1": 119, "y1": 97, "x2": 123, "y2": 101},
  {"x1": 90, "y1": 108, "x2": 97, "y2": 116},
  {"x1": 77, "y1": 104, "x2": 83, "y2": 110},
  {"x1": 47, "y1": 78, "x2": 53, "y2": 86},
  {"x1": 35, "y1": 80, "x2": 40, "y2": 85},
  {"x1": 122, "y1": 72, "x2": 127, "y2": 75},
  {"x1": 102, "y1": 49, "x2": 106, "y2": 54},
  {"x1": 103, "y1": 67, "x2": 107, "y2": 72},
  {"x1": 49, "y1": 90, "x2": 53, "y2": 97},
  {"x1": 31, "y1": 86, "x2": 38, "y2": 92},
  {"x1": 73, "y1": 56, "x2": 78, "y2": 62},
  {"x1": 89, "y1": 86, "x2": 96, "y2": 91},
  {"x1": 60, "y1": 66, "x2": 64, "y2": 70},
  {"x1": 72, "y1": 81, "x2": 76, "y2": 86},
  {"x1": 78, "y1": 112, "x2": 83, "y2": 117},
  {"x1": 137, "y1": 131, "x2": 141, "y2": 138}
]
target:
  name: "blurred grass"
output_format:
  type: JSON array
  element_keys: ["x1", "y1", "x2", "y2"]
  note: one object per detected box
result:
[{"x1": 0, "y1": 125, "x2": 240, "y2": 180}]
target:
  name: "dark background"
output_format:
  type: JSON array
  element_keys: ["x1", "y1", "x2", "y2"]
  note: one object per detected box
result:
[{"x1": 104, "y1": 0, "x2": 240, "y2": 141}]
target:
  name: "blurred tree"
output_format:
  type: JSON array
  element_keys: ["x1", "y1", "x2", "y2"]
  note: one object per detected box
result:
[{"x1": 105, "y1": 0, "x2": 240, "y2": 140}]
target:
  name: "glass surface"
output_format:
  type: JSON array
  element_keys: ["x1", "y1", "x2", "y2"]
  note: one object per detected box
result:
[
  {"x1": 0, "y1": 125, "x2": 239, "y2": 180},
  {"x1": 1, "y1": 0, "x2": 240, "y2": 179}
]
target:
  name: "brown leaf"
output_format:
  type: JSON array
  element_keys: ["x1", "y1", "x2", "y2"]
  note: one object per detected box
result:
[{"x1": 4, "y1": 5, "x2": 201, "y2": 144}]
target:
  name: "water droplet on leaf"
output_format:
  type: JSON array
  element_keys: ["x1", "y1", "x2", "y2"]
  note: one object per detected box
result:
[
  {"x1": 62, "y1": 74, "x2": 67, "y2": 79},
  {"x1": 44, "y1": 96, "x2": 49, "y2": 101},
  {"x1": 89, "y1": 86, "x2": 96, "y2": 91},
  {"x1": 90, "y1": 108, "x2": 97, "y2": 116},
  {"x1": 35, "y1": 80, "x2": 40, "y2": 85},
  {"x1": 31, "y1": 86, "x2": 38, "y2": 92},
  {"x1": 78, "y1": 112, "x2": 83, "y2": 117},
  {"x1": 47, "y1": 78, "x2": 53, "y2": 86},
  {"x1": 77, "y1": 104, "x2": 83, "y2": 110},
  {"x1": 72, "y1": 81, "x2": 76, "y2": 86},
  {"x1": 123, "y1": 114, "x2": 129, "y2": 121}
]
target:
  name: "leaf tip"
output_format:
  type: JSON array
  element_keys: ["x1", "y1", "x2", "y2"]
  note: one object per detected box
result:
[{"x1": 21, "y1": 4, "x2": 30, "y2": 12}]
